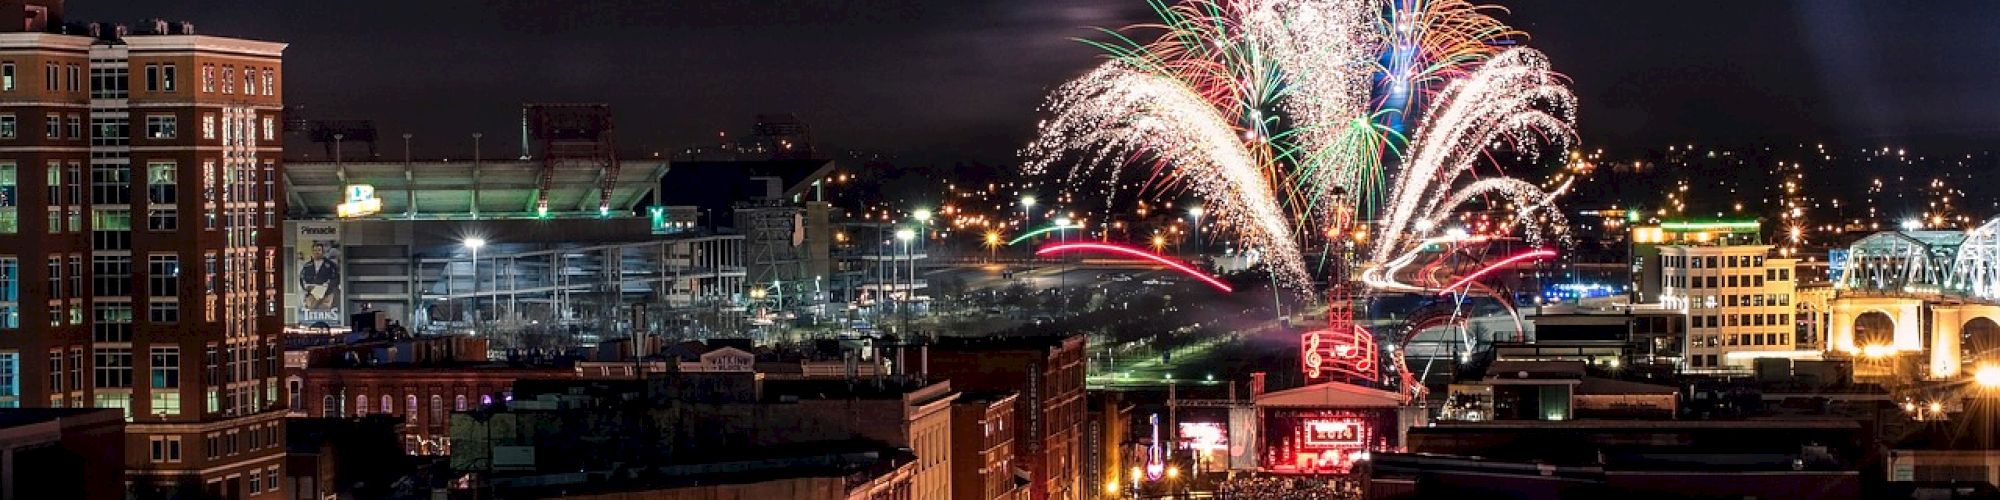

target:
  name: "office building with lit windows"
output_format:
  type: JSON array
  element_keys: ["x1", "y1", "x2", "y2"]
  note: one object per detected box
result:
[
  {"x1": 1656, "y1": 243, "x2": 1801, "y2": 374},
  {"x1": 0, "y1": 2, "x2": 289, "y2": 497}
]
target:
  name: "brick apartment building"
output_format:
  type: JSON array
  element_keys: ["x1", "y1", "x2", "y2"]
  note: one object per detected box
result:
[
  {"x1": 283, "y1": 334, "x2": 574, "y2": 457},
  {"x1": 951, "y1": 390, "x2": 1021, "y2": 500},
  {"x1": 928, "y1": 334, "x2": 1087, "y2": 500},
  {"x1": 0, "y1": 1, "x2": 288, "y2": 497}
]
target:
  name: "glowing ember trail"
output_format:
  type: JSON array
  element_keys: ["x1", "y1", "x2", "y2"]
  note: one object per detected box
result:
[
  {"x1": 1035, "y1": 242, "x2": 1235, "y2": 293},
  {"x1": 1006, "y1": 222, "x2": 1083, "y2": 246},
  {"x1": 1436, "y1": 248, "x2": 1557, "y2": 295}
]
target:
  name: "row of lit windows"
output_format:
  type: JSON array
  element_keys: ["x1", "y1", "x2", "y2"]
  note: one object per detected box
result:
[
  {"x1": 0, "y1": 159, "x2": 277, "y2": 236},
  {"x1": 1690, "y1": 312, "x2": 1794, "y2": 329},
  {"x1": 1669, "y1": 273, "x2": 1772, "y2": 289},
  {"x1": 0, "y1": 59, "x2": 273, "y2": 97},
  {"x1": 1681, "y1": 293, "x2": 1793, "y2": 310},
  {"x1": 201, "y1": 422, "x2": 279, "y2": 461},
  {"x1": 1665, "y1": 254, "x2": 1767, "y2": 269},
  {"x1": 198, "y1": 63, "x2": 276, "y2": 96},
  {"x1": 1691, "y1": 331, "x2": 1791, "y2": 349},
  {"x1": 0, "y1": 112, "x2": 277, "y2": 143},
  {"x1": 38, "y1": 340, "x2": 277, "y2": 418},
  {"x1": 322, "y1": 392, "x2": 485, "y2": 420},
  {"x1": 213, "y1": 466, "x2": 281, "y2": 497}
]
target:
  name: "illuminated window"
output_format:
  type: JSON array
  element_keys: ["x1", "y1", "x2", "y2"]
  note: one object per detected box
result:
[
  {"x1": 145, "y1": 116, "x2": 176, "y2": 139},
  {"x1": 0, "y1": 351, "x2": 15, "y2": 408}
]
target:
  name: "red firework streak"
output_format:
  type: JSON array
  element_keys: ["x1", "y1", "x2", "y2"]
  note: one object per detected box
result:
[{"x1": 1304, "y1": 203, "x2": 1378, "y2": 385}]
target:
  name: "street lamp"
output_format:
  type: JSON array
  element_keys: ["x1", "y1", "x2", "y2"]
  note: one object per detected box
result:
[
  {"x1": 1129, "y1": 466, "x2": 1142, "y2": 498},
  {"x1": 1056, "y1": 217, "x2": 1072, "y2": 242},
  {"x1": 984, "y1": 231, "x2": 1002, "y2": 260},
  {"x1": 463, "y1": 237, "x2": 487, "y2": 340}
]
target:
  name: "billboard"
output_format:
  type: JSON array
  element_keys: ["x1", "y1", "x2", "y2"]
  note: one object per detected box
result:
[
  {"x1": 295, "y1": 222, "x2": 343, "y2": 326},
  {"x1": 335, "y1": 184, "x2": 381, "y2": 218},
  {"x1": 1227, "y1": 406, "x2": 1259, "y2": 470},
  {"x1": 1263, "y1": 408, "x2": 1395, "y2": 474}
]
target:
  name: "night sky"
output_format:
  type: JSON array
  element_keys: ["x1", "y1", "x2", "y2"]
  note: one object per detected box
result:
[{"x1": 70, "y1": 0, "x2": 2000, "y2": 163}]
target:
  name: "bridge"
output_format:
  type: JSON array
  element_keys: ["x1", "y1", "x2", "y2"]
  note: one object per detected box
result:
[{"x1": 1830, "y1": 216, "x2": 2000, "y2": 381}]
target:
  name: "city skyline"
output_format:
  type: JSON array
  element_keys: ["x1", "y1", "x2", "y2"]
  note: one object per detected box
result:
[{"x1": 4, "y1": 1, "x2": 2000, "y2": 499}]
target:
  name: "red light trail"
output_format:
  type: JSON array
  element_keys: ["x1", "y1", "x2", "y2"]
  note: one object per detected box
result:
[
  {"x1": 1035, "y1": 242, "x2": 1234, "y2": 293},
  {"x1": 1437, "y1": 249, "x2": 1556, "y2": 295}
]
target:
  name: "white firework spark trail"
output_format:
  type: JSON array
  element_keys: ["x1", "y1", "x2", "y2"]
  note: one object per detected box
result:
[
  {"x1": 1371, "y1": 48, "x2": 1576, "y2": 266},
  {"x1": 1025, "y1": 63, "x2": 1312, "y2": 286},
  {"x1": 1233, "y1": 0, "x2": 1384, "y2": 221},
  {"x1": 1026, "y1": 1, "x2": 1579, "y2": 295}
]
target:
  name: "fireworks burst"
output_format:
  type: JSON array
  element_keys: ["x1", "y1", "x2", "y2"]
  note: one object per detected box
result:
[{"x1": 1025, "y1": 0, "x2": 1576, "y2": 290}]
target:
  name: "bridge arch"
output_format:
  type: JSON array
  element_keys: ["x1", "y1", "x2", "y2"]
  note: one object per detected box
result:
[
  {"x1": 1853, "y1": 311, "x2": 1895, "y2": 348},
  {"x1": 1965, "y1": 317, "x2": 2000, "y2": 364}
]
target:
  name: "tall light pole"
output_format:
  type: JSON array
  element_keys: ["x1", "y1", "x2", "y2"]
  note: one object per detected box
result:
[
  {"x1": 1188, "y1": 206, "x2": 1205, "y2": 257},
  {"x1": 402, "y1": 133, "x2": 415, "y2": 219},
  {"x1": 912, "y1": 208, "x2": 932, "y2": 273},
  {"x1": 895, "y1": 228, "x2": 916, "y2": 336},
  {"x1": 472, "y1": 133, "x2": 484, "y2": 220},
  {"x1": 1021, "y1": 196, "x2": 1037, "y2": 232},
  {"x1": 464, "y1": 237, "x2": 487, "y2": 343},
  {"x1": 333, "y1": 133, "x2": 346, "y2": 181},
  {"x1": 1054, "y1": 217, "x2": 1073, "y2": 295}
]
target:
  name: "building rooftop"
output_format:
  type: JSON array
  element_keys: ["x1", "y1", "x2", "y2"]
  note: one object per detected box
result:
[
  {"x1": 761, "y1": 377, "x2": 951, "y2": 404},
  {"x1": 284, "y1": 159, "x2": 670, "y2": 219},
  {"x1": 489, "y1": 439, "x2": 915, "y2": 497},
  {"x1": 1486, "y1": 360, "x2": 1588, "y2": 380},
  {"x1": 1893, "y1": 421, "x2": 2000, "y2": 451},
  {"x1": 0, "y1": 408, "x2": 121, "y2": 429},
  {"x1": 1576, "y1": 377, "x2": 1679, "y2": 396},
  {"x1": 954, "y1": 390, "x2": 1019, "y2": 405}
]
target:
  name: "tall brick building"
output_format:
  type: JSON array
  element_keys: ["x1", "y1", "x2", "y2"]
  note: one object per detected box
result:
[
  {"x1": 929, "y1": 334, "x2": 1087, "y2": 500},
  {"x1": 0, "y1": 1, "x2": 288, "y2": 497}
]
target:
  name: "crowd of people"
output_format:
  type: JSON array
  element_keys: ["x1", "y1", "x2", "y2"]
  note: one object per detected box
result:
[{"x1": 1215, "y1": 475, "x2": 1362, "y2": 499}]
